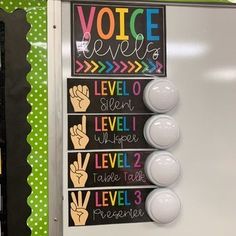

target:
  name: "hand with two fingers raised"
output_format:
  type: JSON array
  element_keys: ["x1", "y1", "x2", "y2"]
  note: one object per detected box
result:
[{"x1": 70, "y1": 153, "x2": 90, "y2": 188}]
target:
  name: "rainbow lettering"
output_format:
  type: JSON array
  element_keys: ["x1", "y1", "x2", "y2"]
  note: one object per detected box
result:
[
  {"x1": 95, "y1": 191, "x2": 131, "y2": 207},
  {"x1": 94, "y1": 80, "x2": 141, "y2": 96},
  {"x1": 95, "y1": 116, "x2": 136, "y2": 132},
  {"x1": 95, "y1": 152, "x2": 131, "y2": 169},
  {"x1": 77, "y1": 6, "x2": 160, "y2": 41}
]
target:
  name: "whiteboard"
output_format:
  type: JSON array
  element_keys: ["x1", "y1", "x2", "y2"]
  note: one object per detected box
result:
[{"x1": 62, "y1": 3, "x2": 236, "y2": 236}]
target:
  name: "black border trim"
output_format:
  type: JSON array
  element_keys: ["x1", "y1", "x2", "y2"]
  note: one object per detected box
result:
[{"x1": 0, "y1": 8, "x2": 32, "y2": 236}]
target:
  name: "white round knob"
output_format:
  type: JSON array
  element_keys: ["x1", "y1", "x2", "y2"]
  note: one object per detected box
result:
[
  {"x1": 146, "y1": 189, "x2": 181, "y2": 224},
  {"x1": 143, "y1": 79, "x2": 179, "y2": 113},
  {"x1": 144, "y1": 115, "x2": 180, "y2": 149},
  {"x1": 145, "y1": 151, "x2": 180, "y2": 187}
]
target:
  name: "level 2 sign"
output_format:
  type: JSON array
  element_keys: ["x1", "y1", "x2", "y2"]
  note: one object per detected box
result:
[
  {"x1": 68, "y1": 151, "x2": 153, "y2": 188},
  {"x1": 71, "y1": 1, "x2": 166, "y2": 76}
]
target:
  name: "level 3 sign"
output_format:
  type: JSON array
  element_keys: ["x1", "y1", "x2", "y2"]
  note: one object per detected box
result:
[{"x1": 68, "y1": 188, "x2": 153, "y2": 226}]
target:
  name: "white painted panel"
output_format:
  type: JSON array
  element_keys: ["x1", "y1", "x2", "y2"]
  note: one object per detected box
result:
[{"x1": 62, "y1": 4, "x2": 236, "y2": 236}]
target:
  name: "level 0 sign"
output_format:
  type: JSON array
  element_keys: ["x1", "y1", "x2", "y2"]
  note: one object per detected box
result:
[
  {"x1": 67, "y1": 78, "x2": 152, "y2": 113},
  {"x1": 71, "y1": 1, "x2": 166, "y2": 76}
]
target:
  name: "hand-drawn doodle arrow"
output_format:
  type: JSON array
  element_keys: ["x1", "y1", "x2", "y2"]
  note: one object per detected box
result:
[
  {"x1": 91, "y1": 60, "x2": 99, "y2": 73},
  {"x1": 84, "y1": 61, "x2": 92, "y2": 73},
  {"x1": 134, "y1": 61, "x2": 142, "y2": 73},
  {"x1": 141, "y1": 61, "x2": 149, "y2": 73},
  {"x1": 105, "y1": 61, "x2": 114, "y2": 73},
  {"x1": 98, "y1": 61, "x2": 106, "y2": 73},
  {"x1": 128, "y1": 61, "x2": 135, "y2": 73},
  {"x1": 76, "y1": 61, "x2": 84, "y2": 73},
  {"x1": 156, "y1": 61, "x2": 163, "y2": 73},
  {"x1": 148, "y1": 59, "x2": 156, "y2": 73},
  {"x1": 113, "y1": 61, "x2": 120, "y2": 73},
  {"x1": 120, "y1": 61, "x2": 128, "y2": 73}
]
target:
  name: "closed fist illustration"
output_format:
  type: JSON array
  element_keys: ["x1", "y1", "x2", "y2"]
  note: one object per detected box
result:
[
  {"x1": 69, "y1": 85, "x2": 90, "y2": 112},
  {"x1": 70, "y1": 115, "x2": 89, "y2": 149},
  {"x1": 70, "y1": 153, "x2": 90, "y2": 188},
  {"x1": 70, "y1": 191, "x2": 91, "y2": 226}
]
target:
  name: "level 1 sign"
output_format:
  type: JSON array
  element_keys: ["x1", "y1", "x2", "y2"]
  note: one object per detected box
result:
[
  {"x1": 71, "y1": 1, "x2": 166, "y2": 76},
  {"x1": 68, "y1": 115, "x2": 152, "y2": 150}
]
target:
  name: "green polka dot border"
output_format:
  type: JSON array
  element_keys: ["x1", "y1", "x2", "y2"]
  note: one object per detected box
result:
[
  {"x1": 0, "y1": 1, "x2": 48, "y2": 236},
  {"x1": 1, "y1": 0, "x2": 235, "y2": 235}
]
